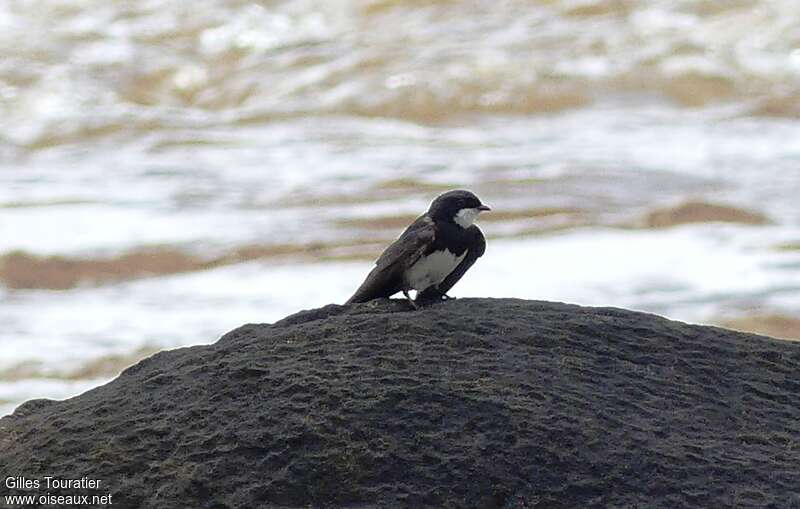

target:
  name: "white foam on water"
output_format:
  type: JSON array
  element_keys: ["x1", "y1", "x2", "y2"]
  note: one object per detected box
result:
[
  {"x1": 3, "y1": 108, "x2": 799, "y2": 256},
  {"x1": 470, "y1": 227, "x2": 800, "y2": 320},
  {"x1": 0, "y1": 378, "x2": 112, "y2": 417},
  {"x1": 0, "y1": 260, "x2": 368, "y2": 371}
]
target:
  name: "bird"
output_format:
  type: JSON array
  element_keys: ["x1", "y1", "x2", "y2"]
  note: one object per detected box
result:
[{"x1": 346, "y1": 189, "x2": 490, "y2": 308}]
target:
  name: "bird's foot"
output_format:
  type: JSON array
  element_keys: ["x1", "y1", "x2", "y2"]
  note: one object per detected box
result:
[
  {"x1": 403, "y1": 290, "x2": 420, "y2": 310},
  {"x1": 413, "y1": 287, "x2": 453, "y2": 307}
]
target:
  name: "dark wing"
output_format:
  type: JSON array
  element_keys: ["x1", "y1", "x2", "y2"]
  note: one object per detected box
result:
[
  {"x1": 374, "y1": 215, "x2": 436, "y2": 270},
  {"x1": 417, "y1": 224, "x2": 485, "y2": 302},
  {"x1": 346, "y1": 215, "x2": 436, "y2": 303}
]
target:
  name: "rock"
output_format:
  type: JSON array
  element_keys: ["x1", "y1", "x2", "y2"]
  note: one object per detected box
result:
[{"x1": 1, "y1": 298, "x2": 799, "y2": 508}]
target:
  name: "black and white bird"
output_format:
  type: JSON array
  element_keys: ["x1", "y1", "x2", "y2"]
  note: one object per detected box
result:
[{"x1": 346, "y1": 189, "x2": 490, "y2": 308}]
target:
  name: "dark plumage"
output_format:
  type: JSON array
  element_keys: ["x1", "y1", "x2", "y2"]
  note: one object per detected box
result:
[{"x1": 346, "y1": 189, "x2": 489, "y2": 307}]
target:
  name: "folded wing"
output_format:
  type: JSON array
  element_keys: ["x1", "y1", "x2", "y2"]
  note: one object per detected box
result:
[{"x1": 346, "y1": 215, "x2": 436, "y2": 303}]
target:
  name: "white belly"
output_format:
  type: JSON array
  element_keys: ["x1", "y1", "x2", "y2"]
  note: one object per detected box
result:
[{"x1": 405, "y1": 249, "x2": 465, "y2": 291}]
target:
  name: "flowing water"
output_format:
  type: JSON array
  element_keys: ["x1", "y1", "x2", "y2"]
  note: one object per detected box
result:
[{"x1": 2, "y1": 0, "x2": 800, "y2": 414}]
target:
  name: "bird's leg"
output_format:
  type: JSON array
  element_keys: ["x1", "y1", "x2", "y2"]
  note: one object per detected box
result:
[{"x1": 403, "y1": 289, "x2": 419, "y2": 310}]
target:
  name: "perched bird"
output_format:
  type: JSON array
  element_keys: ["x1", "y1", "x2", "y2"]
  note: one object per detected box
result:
[{"x1": 346, "y1": 189, "x2": 490, "y2": 308}]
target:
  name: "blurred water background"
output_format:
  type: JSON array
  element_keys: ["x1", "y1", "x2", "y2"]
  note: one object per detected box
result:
[{"x1": 2, "y1": 0, "x2": 800, "y2": 415}]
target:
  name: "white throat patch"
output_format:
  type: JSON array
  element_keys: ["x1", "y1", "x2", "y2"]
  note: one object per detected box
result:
[{"x1": 454, "y1": 207, "x2": 481, "y2": 228}]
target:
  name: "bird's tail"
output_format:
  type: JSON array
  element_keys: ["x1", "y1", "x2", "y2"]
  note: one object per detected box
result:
[
  {"x1": 345, "y1": 284, "x2": 373, "y2": 305},
  {"x1": 345, "y1": 267, "x2": 398, "y2": 304}
]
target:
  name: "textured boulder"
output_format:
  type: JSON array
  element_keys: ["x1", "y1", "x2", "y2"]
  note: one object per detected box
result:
[{"x1": 1, "y1": 298, "x2": 799, "y2": 508}]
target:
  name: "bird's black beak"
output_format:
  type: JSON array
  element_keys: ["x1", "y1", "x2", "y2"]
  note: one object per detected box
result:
[{"x1": 478, "y1": 205, "x2": 491, "y2": 211}]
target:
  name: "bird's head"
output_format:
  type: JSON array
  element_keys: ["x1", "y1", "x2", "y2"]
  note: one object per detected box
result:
[{"x1": 428, "y1": 189, "x2": 491, "y2": 228}]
